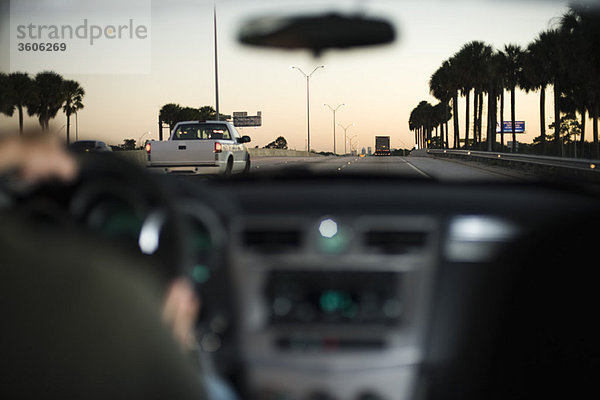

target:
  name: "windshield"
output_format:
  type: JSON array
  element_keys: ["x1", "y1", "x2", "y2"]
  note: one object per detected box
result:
[
  {"x1": 3, "y1": 2, "x2": 600, "y2": 400},
  {"x1": 172, "y1": 123, "x2": 232, "y2": 140},
  {"x1": 1, "y1": 0, "x2": 599, "y2": 182}
]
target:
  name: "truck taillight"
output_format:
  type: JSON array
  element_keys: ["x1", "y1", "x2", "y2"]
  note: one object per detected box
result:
[
  {"x1": 214, "y1": 142, "x2": 222, "y2": 153},
  {"x1": 145, "y1": 142, "x2": 151, "y2": 154}
]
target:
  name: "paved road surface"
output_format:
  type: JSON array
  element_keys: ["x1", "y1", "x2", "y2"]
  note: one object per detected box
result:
[{"x1": 251, "y1": 155, "x2": 519, "y2": 181}]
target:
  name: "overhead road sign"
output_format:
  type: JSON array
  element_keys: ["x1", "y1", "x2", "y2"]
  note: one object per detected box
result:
[{"x1": 233, "y1": 111, "x2": 262, "y2": 127}]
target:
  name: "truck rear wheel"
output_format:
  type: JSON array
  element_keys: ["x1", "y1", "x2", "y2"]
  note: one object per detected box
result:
[
  {"x1": 243, "y1": 154, "x2": 251, "y2": 174},
  {"x1": 224, "y1": 157, "x2": 233, "y2": 176}
]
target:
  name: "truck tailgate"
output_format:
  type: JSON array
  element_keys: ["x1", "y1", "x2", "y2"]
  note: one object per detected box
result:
[{"x1": 149, "y1": 140, "x2": 216, "y2": 166}]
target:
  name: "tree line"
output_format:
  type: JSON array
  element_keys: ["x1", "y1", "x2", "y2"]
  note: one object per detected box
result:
[
  {"x1": 410, "y1": 4, "x2": 600, "y2": 158},
  {"x1": 0, "y1": 71, "x2": 85, "y2": 143},
  {"x1": 158, "y1": 103, "x2": 218, "y2": 131}
]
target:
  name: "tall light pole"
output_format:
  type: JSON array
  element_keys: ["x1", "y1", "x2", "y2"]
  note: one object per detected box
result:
[
  {"x1": 291, "y1": 65, "x2": 325, "y2": 152},
  {"x1": 138, "y1": 131, "x2": 151, "y2": 147},
  {"x1": 324, "y1": 103, "x2": 344, "y2": 154},
  {"x1": 214, "y1": 1, "x2": 220, "y2": 120},
  {"x1": 348, "y1": 134, "x2": 358, "y2": 154},
  {"x1": 338, "y1": 123, "x2": 354, "y2": 155}
]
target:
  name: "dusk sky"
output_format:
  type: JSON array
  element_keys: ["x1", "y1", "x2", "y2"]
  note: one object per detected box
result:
[{"x1": 0, "y1": 0, "x2": 581, "y2": 151}]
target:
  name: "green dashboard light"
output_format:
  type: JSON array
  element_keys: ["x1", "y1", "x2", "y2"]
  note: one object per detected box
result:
[
  {"x1": 191, "y1": 265, "x2": 211, "y2": 284},
  {"x1": 101, "y1": 211, "x2": 142, "y2": 238},
  {"x1": 320, "y1": 290, "x2": 353, "y2": 313},
  {"x1": 191, "y1": 231, "x2": 212, "y2": 252},
  {"x1": 319, "y1": 233, "x2": 347, "y2": 253}
]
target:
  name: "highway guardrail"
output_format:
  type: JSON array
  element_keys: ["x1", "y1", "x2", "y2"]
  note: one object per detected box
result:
[
  {"x1": 425, "y1": 149, "x2": 600, "y2": 179},
  {"x1": 426, "y1": 149, "x2": 600, "y2": 171}
]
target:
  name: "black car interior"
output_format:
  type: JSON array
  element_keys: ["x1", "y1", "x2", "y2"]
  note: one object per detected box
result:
[{"x1": 2, "y1": 154, "x2": 599, "y2": 400}]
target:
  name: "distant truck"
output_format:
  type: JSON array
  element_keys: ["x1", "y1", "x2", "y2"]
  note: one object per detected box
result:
[
  {"x1": 146, "y1": 120, "x2": 251, "y2": 175},
  {"x1": 374, "y1": 136, "x2": 391, "y2": 156}
]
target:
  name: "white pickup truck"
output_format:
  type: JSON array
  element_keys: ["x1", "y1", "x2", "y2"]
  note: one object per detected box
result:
[{"x1": 146, "y1": 120, "x2": 251, "y2": 175}]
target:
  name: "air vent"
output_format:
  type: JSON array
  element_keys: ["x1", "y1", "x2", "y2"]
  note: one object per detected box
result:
[
  {"x1": 364, "y1": 231, "x2": 428, "y2": 254},
  {"x1": 242, "y1": 228, "x2": 302, "y2": 253}
]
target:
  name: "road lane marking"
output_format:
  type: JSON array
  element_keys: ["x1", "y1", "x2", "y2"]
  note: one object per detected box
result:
[{"x1": 401, "y1": 158, "x2": 432, "y2": 178}]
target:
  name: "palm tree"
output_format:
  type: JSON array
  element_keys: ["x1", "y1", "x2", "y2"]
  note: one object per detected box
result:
[
  {"x1": 409, "y1": 107, "x2": 423, "y2": 149},
  {"x1": 577, "y1": 9, "x2": 600, "y2": 159},
  {"x1": 421, "y1": 101, "x2": 435, "y2": 148},
  {"x1": 7, "y1": 73, "x2": 34, "y2": 135},
  {"x1": 504, "y1": 44, "x2": 523, "y2": 153},
  {"x1": 0, "y1": 72, "x2": 15, "y2": 118},
  {"x1": 62, "y1": 80, "x2": 85, "y2": 144},
  {"x1": 409, "y1": 101, "x2": 435, "y2": 149},
  {"x1": 432, "y1": 102, "x2": 452, "y2": 148},
  {"x1": 448, "y1": 59, "x2": 461, "y2": 149},
  {"x1": 409, "y1": 105, "x2": 421, "y2": 148},
  {"x1": 484, "y1": 51, "x2": 506, "y2": 151},
  {"x1": 452, "y1": 41, "x2": 493, "y2": 149},
  {"x1": 26, "y1": 71, "x2": 65, "y2": 131},
  {"x1": 159, "y1": 103, "x2": 183, "y2": 131},
  {"x1": 538, "y1": 29, "x2": 570, "y2": 156},
  {"x1": 473, "y1": 44, "x2": 494, "y2": 146},
  {"x1": 560, "y1": 5, "x2": 600, "y2": 158},
  {"x1": 159, "y1": 104, "x2": 218, "y2": 137},
  {"x1": 434, "y1": 58, "x2": 462, "y2": 148},
  {"x1": 452, "y1": 41, "x2": 492, "y2": 147},
  {"x1": 492, "y1": 50, "x2": 507, "y2": 150},
  {"x1": 521, "y1": 36, "x2": 553, "y2": 154},
  {"x1": 198, "y1": 105, "x2": 216, "y2": 121},
  {"x1": 430, "y1": 61, "x2": 454, "y2": 148},
  {"x1": 453, "y1": 44, "x2": 477, "y2": 148}
]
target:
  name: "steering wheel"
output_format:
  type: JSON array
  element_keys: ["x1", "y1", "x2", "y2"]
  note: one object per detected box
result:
[{"x1": 4, "y1": 152, "x2": 237, "y2": 374}]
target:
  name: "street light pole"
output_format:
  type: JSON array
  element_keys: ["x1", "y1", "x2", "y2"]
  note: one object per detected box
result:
[
  {"x1": 291, "y1": 66, "x2": 325, "y2": 152},
  {"x1": 324, "y1": 104, "x2": 344, "y2": 154},
  {"x1": 338, "y1": 123, "x2": 354, "y2": 154},
  {"x1": 348, "y1": 134, "x2": 358, "y2": 154},
  {"x1": 214, "y1": 1, "x2": 220, "y2": 121},
  {"x1": 138, "y1": 131, "x2": 151, "y2": 147}
]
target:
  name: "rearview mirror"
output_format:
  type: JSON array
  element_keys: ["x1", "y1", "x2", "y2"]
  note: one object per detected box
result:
[
  {"x1": 238, "y1": 13, "x2": 396, "y2": 57},
  {"x1": 238, "y1": 135, "x2": 251, "y2": 144}
]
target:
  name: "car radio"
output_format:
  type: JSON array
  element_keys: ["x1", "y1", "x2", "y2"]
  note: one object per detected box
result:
[
  {"x1": 266, "y1": 270, "x2": 402, "y2": 326},
  {"x1": 231, "y1": 215, "x2": 437, "y2": 400}
]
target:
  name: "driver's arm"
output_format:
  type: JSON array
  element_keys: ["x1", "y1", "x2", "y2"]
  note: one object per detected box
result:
[{"x1": 0, "y1": 134, "x2": 77, "y2": 182}]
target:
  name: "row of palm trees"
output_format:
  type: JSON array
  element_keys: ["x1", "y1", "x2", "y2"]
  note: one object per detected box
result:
[
  {"x1": 409, "y1": 101, "x2": 451, "y2": 149},
  {"x1": 0, "y1": 71, "x2": 85, "y2": 143},
  {"x1": 410, "y1": 4, "x2": 600, "y2": 158}
]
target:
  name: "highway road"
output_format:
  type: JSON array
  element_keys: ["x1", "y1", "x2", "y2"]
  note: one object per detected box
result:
[{"x1": 250, "y1": 155, "x2": 522, "y2": 181}]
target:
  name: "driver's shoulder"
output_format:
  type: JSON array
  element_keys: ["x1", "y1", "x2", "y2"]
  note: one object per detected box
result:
[{"x1": 0, "y1": 213, "x2": 205, "y2": 399}]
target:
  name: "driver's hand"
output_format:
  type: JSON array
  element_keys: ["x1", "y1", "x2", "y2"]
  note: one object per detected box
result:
[
  {"x1": 0, "y1": 134, "x2": 78, "y2": 183},
  {"x1": 162, "y1": 278, "x2": 200, "y2": 350}
]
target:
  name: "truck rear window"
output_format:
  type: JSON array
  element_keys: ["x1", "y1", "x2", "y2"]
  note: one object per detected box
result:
[{"x1": 172, "y1": 124, "x2": 231, "y2": 140}]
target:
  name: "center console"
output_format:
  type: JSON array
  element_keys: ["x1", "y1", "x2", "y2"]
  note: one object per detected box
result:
[{"x1": 230, "y1": 215, "x2": 438, "y2": 400}]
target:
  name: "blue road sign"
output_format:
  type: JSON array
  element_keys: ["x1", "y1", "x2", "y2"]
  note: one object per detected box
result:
[{"x1": 497, "y1": 121, "x2": 525, "y2": 133}]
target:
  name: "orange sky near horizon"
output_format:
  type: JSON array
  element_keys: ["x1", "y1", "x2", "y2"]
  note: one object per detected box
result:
[{"x1": 0, "y1": 0, "x2": 588, "y2": 152}]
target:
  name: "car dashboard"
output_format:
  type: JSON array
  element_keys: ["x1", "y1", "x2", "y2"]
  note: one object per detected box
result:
[
  {"x1": 4, "y1": 161, "x2": 600, "y2": 400},
  {"x1": 191, "y1": 175, "x2": 599, "y2": 400}
]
